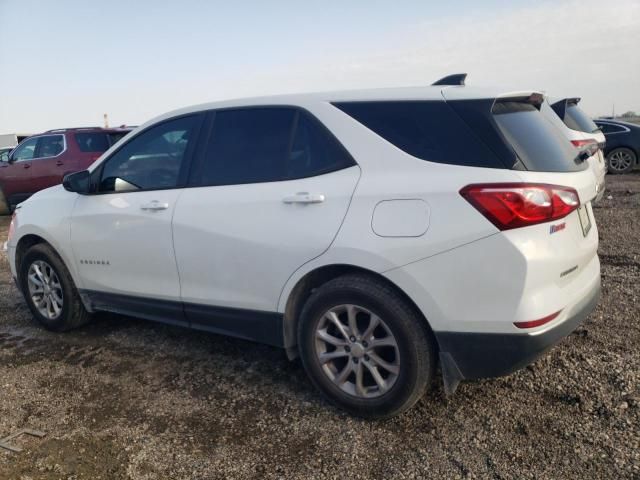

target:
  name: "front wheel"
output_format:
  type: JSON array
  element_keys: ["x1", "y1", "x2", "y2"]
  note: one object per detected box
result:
[
  {"x1": 297, "y1": 274, "x2": 436, "y2": 419},
  {"x1": 607, "y1": 147, "x2": 636, "y2": 174},
  {"x1": 19, "y1": 243, "x2": 91, "y2": 332}
]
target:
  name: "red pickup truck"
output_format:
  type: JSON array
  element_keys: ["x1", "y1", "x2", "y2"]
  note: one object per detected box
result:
[{"x1": 0, "y1": 127, "x2": 131, "y2": 213}]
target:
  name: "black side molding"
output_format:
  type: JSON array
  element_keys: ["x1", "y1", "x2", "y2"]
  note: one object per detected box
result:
[
  {"x1": 432, "y1": 73, "x2": 467, "y2": 86},
  {"x1": 80, "y1": 289, "x2": 284, "y2": 347}
]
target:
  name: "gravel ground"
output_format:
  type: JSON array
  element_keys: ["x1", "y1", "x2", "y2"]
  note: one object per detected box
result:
[{"x1": 0, "y1": 174, "x2": 638, "y2": 480}]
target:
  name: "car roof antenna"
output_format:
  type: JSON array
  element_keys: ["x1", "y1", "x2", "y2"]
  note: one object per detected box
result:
[{"x1": 432, "y1": 73, "x2": 467, "y2": 86}]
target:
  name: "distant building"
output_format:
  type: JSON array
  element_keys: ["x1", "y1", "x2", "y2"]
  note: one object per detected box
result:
[{"x1": 0, "y1": 133, "x2": 32, "y2": 149}]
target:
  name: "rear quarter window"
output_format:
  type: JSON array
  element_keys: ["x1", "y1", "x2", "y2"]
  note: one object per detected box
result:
[
  {"x1": 333, "y1": 101, "x2": 506, "y2": 169},
  {"x1": 75, "y1": 132, "x2": 128, "y2": 152}
]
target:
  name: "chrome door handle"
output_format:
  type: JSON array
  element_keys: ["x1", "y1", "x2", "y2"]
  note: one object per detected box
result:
[
  {"x1": 282, "y1": 192, "x2": 325, "y2": 204},
  {"x1": 140, "y1": 200, "x2": 169, "y2": 211}
]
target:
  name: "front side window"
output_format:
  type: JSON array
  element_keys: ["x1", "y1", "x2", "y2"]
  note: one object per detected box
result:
[
  {"x1": 98, "y1": 115, "x2": 198, "y2": 193},
  {"x1": 35, "y1": 135, "x2": 64, "y2": 158},
  {"x1": 11, "y1": 137, "x2": 38, "y2": 161},
  {"x1": 197, "y1": 107, "x2": 354, "y2": 186}
]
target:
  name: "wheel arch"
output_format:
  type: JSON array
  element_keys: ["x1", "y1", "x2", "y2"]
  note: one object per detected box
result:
[
  {"x1": 15, "y1": 234, "x2": 56, "y2": 277},
  {"x1": 13, "y1": 226, "x2": 80, "y2": 287},
  {"x1": 281, "y1": 263, "x2": 437, "y2": 359}
]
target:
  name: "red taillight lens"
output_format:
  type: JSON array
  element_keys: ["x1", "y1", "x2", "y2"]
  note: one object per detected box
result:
[
  {"x1": 514, "y1": 310, "x2": 562, "y2": 329},
  {"x1": 460, "y1": 183, "x2": 580, "y2": 230},
  {"x1": 571, "y1": 139, "x2": 599, "y2": 157}
]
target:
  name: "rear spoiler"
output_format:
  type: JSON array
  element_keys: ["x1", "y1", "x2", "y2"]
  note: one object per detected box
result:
[
  {"x1": 491, "y1": 93, "x2": 545, "y2": 114},
  {"x1": 550, "y1": 97, "x2": 581, "y2": 120}
]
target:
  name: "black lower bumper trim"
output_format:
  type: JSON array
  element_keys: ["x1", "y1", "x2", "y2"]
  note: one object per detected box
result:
[{"x1": 435, "y1": 277, "x2": 601, "y2": 381}]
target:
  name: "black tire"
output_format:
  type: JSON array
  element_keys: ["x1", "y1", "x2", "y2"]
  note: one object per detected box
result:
[
  {"x1": 0, "y1": 187, "x2": 10, "y2": 216},
  {"x1": 297, "y1": 273, "x2": 436, "y2": 419},
  {"x1": 19, "y1": 243, "x2": 91, "y2": 332},
  {"x1": 606, "y1": 147, "x2": 636, "y2": 174}
]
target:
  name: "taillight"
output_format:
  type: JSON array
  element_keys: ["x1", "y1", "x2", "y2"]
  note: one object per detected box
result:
[
  {"x1": 460, "y1": 183, "x2": 580, "y2": 230},
  {"x1": 514, "y1": 310, "x2": 562, "y2": 329},
  {"x1": 571, "y1": 139, "x2": 599, "y2": 157}
]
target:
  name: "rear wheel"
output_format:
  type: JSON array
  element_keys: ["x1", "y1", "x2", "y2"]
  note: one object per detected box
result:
[
  {"x1": 0, "y1": 187, "x2": 9, "y2": 215},
  {"x1": 607, "y1": 147, "x2": 636, "y2": 174},
  {"x1": 298, "y1": 274, "x2": 436, "y2": 419},
  {"x1": 19, "y1": 243, "x2": 91, "y2": 332}
]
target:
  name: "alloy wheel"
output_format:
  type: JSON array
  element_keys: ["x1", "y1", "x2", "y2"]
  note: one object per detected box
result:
[
  {"x1": 27, "y1": 260, "x2": 64, "y2": 320},
  {"x1": 608, "y1": 150, "x2": 634, "y2": 172},
  {"x1": 314, "y1": 304, "x2": 400, "y2": 398}
]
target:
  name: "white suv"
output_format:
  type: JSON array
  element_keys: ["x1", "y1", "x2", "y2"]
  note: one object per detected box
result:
[
  {"x1": 546, "y1": 97, "x2": 607, "y2": 201},
  {"x1": 6, "y1": 80, "x2": 601, "y2": 418}
]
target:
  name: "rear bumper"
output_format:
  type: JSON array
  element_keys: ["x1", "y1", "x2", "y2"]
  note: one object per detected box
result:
[{"x1": 436, "y1": 275, "x2": 600, "y2": 382}]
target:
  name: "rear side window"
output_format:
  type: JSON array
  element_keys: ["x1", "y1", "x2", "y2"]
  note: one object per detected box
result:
[
  {"x1": 197, "y1": 107, "x2": 355, "y2": 186},
  {"x1": 333, "y1": 101, "x2": 506, "y2": 169},
  {"x1": 491, "y1": 99, "x2": 584, "y2": 172},
  {"x1": 564, "y1": 104, "x2": 599, "y2": 133},
  {"x1": 75, "y1": 132, "x2": 128, "y2": 152}
]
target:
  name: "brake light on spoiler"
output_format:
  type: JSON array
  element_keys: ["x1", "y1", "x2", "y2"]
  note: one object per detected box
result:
[{"x1": 460, "y1": 183, "x2": 580, "y2": 230}]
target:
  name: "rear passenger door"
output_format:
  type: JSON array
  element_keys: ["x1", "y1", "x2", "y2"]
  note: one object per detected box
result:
[{"x1": 172, "y1": 107, "x2": 360, "y2": 338}]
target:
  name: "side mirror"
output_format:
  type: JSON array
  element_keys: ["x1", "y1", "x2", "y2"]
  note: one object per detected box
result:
[{"x1": 63, "y1": 170, "x2": 91, "y2": 194}]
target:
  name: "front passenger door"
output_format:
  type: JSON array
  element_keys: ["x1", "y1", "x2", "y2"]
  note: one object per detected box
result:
[
  {"x1": 70, "y1": 114, "x2": 203, "y2": 322},
  {"x1": 0, "y1": 137, "x2": 38, "y2": 205},
  {"x1": 29, "y1": 134, "x2": 67, "y2": 188}
]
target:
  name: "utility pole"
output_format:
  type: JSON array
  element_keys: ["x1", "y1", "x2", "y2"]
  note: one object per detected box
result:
[{"x1": 103, "y1": 113, "x2": 109, "y2": 128}]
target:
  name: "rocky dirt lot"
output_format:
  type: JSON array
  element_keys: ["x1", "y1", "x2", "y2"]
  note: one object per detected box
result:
[{"x1": 0, "y1": 175, "x2": 638, "y2": 480}]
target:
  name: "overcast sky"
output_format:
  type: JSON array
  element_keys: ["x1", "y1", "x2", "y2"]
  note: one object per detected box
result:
[{"x1": 0, "y1": 0, "x2": 638, "y2": 133}]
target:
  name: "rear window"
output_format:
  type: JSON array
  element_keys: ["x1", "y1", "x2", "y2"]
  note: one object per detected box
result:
[
  {"x1": 490, "y1": 98, "x2": 585, "y2": 172},
  {"x1": 333, "y1": 101, "x2": 506, "y2": 169},
  {"x1": 564, "y1": 104, "x2": 599, "y2": 133},
  {"x1": 75, "y1": 132, "x2": 128, "y2": 152}
]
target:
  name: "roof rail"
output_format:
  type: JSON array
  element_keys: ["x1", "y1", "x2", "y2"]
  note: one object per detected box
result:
[
  {"x1": 432, "y1": 73, "x2": 467, "y2": 86},
  {"x1": 44, "y1": 127, "x2": 101, "y2": 133}
]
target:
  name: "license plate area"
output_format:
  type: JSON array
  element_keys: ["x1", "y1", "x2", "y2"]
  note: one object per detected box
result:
[{"x1": 577, "y1": 204, "x2": 591, "y2": 237}]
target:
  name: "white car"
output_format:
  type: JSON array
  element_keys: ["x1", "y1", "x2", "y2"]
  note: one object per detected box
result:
[
  {"x1": 5, "y1": 77, "x2": 601, "y2": 418},
  {"x1": 547, "y1": 97, "x2": 607, "y2": 201}
]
